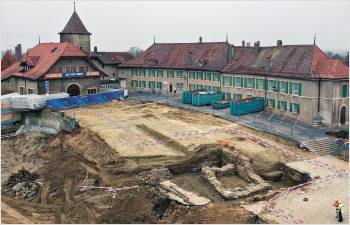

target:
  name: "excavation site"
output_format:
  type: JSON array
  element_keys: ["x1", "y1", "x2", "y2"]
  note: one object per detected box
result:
[{"x1": 1, "y1": 99, "x2": 348, "y2": 224}]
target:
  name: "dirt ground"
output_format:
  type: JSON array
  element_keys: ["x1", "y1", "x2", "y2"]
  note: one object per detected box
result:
[{"x1": 1, "y1": 99, "x2": 344, "y2": 224}]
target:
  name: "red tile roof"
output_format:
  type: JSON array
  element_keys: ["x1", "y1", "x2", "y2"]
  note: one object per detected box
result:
[
  {"x1": 1, "y1": 42, "x2": 87, "y2": 80},
  {"x1": 222, "y1": 45, "x2": 349, "y2": 79},
  {"x1": 90, "y1": 52, "x2": 134, "y2": 65},
  {"x1": 315, "y1": 59, "x2": 349, "y2": 79},
  {"x1": 59, "y1": 11, "x2": 91, "y2": 35},
  {"x1": 120, "y1": 42, "x2": 231, "y2": 71}
]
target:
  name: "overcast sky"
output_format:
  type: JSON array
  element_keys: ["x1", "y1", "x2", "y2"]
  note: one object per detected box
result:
[{"x1": 1, "y1": 0, "x2": 349, "y2": 53}]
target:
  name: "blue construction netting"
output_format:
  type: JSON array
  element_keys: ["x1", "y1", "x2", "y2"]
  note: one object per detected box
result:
[{"x1": 46, "y1": 90, "x2": 124, "y2": 110}]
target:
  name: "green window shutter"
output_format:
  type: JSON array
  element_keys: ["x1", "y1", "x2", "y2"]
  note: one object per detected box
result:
[
  {"x1": 244, "y1": 78, "x2": 247, "y2": 88},
  {"x1": 230, "y1": 76, "x2": 233, "y2": 86},
  {"x1": 253, "y1": 78, "x2": 256, "y2": 89},
  {"x1": 277, "y1": 101, "x2": 280, "y2": 109},
  {"x1": 276, "y1": 81, "x2": 280, "y2": 92},
  {"x1": 265, "y1": 80, "x2": 268, "y2": 90},
  {"x1": 296, "y1": 104, "x2": 300, "y2": 113},
  {"x1": 284, "y1": 102, "x2": 287, "y2": 111},
  {"x1": 289, "y1": 82, "x2": 292, "y2": 94},
  {"x1": 342, "y1": 84, "x2": 348, "y2": 97},
  {"x1": 272, "y1": 99, "x2": 275, "y2": 108},
  {"x1": 240, "y1": 77, "x2": 244, "y2": 87},
  {"x1": 289, "y1": 103, "x2": 292, "y2": 112},
  {"x1": 298, "y1": 83, "x2": 302, "y2": 96},
  {"x1": 232, "y1": 76, "x2": 235, "y2": 86}
]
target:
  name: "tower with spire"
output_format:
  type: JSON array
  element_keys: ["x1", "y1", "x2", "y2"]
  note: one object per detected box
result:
[{"x1": 59, "y1": 2, "x2": 91, "y2": 52}]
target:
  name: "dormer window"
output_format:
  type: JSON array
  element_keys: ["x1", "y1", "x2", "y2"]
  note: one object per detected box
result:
[
  {"x1": 148, "y1": 58, "x2": 158, "y2": 66},
  {"x1": 196, "y1": 59, "x2": 208, "y2": 67}
]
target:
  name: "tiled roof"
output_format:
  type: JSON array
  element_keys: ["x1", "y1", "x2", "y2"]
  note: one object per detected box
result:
[
  {"x1": 1, "y1": 42, "x2": 87, "y2": 80},
  {"x1": 222, "y1": 45, "x2": 348, "y2": 79},
  {"x1": 315, "y1": 59, "x2": 349, "y2": 79},
  {"x1": 120, "y1": 42, "x2": 231, "y2": 71},
  {"x1": 59, "y1": 11, "x2": 91, "y2": 35},
  {"x1": 90, "y1": 52, "x2": 134, "y2": 65}
]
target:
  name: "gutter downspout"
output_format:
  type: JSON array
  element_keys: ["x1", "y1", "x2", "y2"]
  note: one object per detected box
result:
[{"x1": 317, "y1": 76, "x2": 321, "y2": 113}]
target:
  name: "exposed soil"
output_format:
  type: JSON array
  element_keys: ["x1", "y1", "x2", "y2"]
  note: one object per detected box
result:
[{"x1": 1, "y1": 100, "x2": 318, "y2": 224}]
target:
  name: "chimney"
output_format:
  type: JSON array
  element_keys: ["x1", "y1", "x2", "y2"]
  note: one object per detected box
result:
[
  {"x1": 94, "y1": 46, "x2": 97, "y2": 53},
  {"x1": 254, "y1": 41, "x2": 260, "y2": 47},
  {"x1": 265, "y1": 56, "x2": 272, "y2": 74},
  {"x1": 277, "y1": 40, "x2": 282, "y2": 46},
  {"x1": 187, "y1": 51, "x2": 193, "y2": 66},
  {"x1": 227, "y1": 44, "x2": 234, "y2": 63},
  {"x1": 254, "y1": 41, "x2": 261, "y2": 54},
  {"x1": 246, "y1": 42, "x2": 251, "y2": 47},
  {"x1": 199, "y1": 36, "x2": 203, "y2": 43},
  {"x1": 15, "y1": 44, "x2": 22, "y2": 62},
  {"x1": 242, "y1": 40, "x2": 245, "y2": 47}
]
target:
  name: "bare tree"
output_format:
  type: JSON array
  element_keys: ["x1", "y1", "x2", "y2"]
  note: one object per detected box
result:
[
  {"x1": 127, "y1": 47, "x2": 143, "y2": 57},
  {"x1": 1, "y1": 49, "x2": 16, "y2": 71}
]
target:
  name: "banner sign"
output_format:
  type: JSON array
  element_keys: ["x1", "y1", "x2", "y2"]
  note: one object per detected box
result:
[{"x1": 62, "y1": 72, "x2": 86, "y2": 78}]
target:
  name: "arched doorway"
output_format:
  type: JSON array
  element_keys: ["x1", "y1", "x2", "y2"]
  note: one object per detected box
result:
[
  {"x1": 67, "y1": 84, "x2": 80, "y2": 96},
  {"x1": 340, "y1": 106, "x2": 347, "y2": 125}
]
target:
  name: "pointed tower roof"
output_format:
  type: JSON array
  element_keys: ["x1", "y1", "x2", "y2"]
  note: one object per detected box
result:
[{"x1": 59, "y1": 10, "x2": 91, "y2": 35}]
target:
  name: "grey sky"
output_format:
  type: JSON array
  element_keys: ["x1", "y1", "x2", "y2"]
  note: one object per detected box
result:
[{"x1": 1, "y1": 0, "x2": 349, "y2": 53}]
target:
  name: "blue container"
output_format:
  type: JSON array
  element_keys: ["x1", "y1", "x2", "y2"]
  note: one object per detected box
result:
[
  {"x1": 230, "y1": 97, "x2": 264, "y2": 115},
  {"x1": 212, "y1": 100, "x2": 230, "y2": 109},
  {"x1": 182, "y1": 91, "x2": 193, "y2": 104},
  {"x1": 191, "y1": 91, "x2": 223, "y2": 106}
]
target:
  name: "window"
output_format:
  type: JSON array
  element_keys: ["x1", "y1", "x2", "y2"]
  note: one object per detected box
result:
[
  {"x1": 131, "y1": 80, "x2": 138, "y2": 87},
  {"x1": 139, "y1": 68, "x2": 146, "y2": 76},
  {"x1": 234, "y1": 93, "x2": 242, "y2": 100},
  {"x1": 167, "y1": 70, "x2": 175, "y2": 78},
  {"x1": 149, "y1": 81, "x2": 156, "y2": 89},
  {"x1": 292, "y1": 83, "x2": 299, "y2": 95},
  {"x1": 258, "y1": 79, "x2": 265, "y2": 90},
  {"x1": 176, "y1": 70, "x2": 184, "y2": 78},
  {"x1": 279, "y1": 101, "x2": 287, "y2": 111},
  {"x1": 204, "y1": 86, "x2": 212, "y2": 91},
  {"x1": 132, "y1": 68, "x2": 137, "y2": 76},
  {"x1": 149, "y1": 69, "x2": 156, "y2": 77},
  {"x1": 280, "y1": 81, "x2": 287, "y2": 93},
  {"x1": 225, "y1": 93, "x2": 232, "y2": 100},
  {"x1": 19, "y1": 86, "x2": 25, "y2": 95},
  {"x1": 235, "y1": 77, "x2": 241, "y2": 87},
  {"x1": 212, "y1": 72, "x2": 219, "y2": 81},
  {"x1": 291, "y1": 103, "x2": 300, "y2": 113},
  {"x1": 139, "y1": 80, "x2": 146, "y2": 88},
  {"x1": 176, "y1": 83, "x2": 184, "y2": 90},
  {"x1": 28, "y1": 88, "x2": 34, "y2": 94},
  {"x1": 189, "y1": 84, "x2": 196, "y2": 91},
  {"x1": 156, "y1": 69, "x2": 163, "y2": 77},
  {"x1": 205, "y1": 72, "x2": 211, "y2": 81},
  {"x1": 113, "y1": 73, "x2": 116, "y2": 78},
  {"x1": 156, "y1": 81, "x2": 162, "y2": 89},
  {"x1": 102, "y1": 64, "x2": 105, "y2": 69},
  {"x1": 341, "y1": 83, "x2": 348, "y2": 97},
  {"x1": 197, "y1": 85, "x2": 203, "y2": 90},
  {"x1": 197, "y1": 71, "x2": 203, "y2": 80},
  {"x1": 57, "y1": 67, "x2": 63, "y2": 73},
  {"x1": 88, "y1": 88, "x2": 97, "y2": 94},
  {"x1": 223, "y1": 76, "x2": 231, "y2": 86},
  {"x1": 247, "y1": 78, "x2": 254, "y2": 88},
  {"x1": 212, "y1": 86, "x2": 220, "y2": 91},
  {"x1": 268, "y1": 80, "x2": 275, "y2": 91},
  {"x1": 189, "y1": 71, "x2": 196, "y2": 79},
  {"x1": 268, "y1": 99, "x2": 275, "y2": 108}
]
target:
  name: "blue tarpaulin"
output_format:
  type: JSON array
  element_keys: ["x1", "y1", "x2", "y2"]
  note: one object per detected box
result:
[{"x1": 46, "y1": 90, "x2": 124, "y2": 110}]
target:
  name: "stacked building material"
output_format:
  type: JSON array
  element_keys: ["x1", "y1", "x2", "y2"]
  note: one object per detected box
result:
[
  {"x1": 230, "y1": 97, "x2": 264, "y2": 115},
  {"x1": 1, "y1": 93, "x2": 21, "y2": 126}
]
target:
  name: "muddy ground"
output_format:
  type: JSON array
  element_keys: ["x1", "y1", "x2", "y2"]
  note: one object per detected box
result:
[{"x1": 1, "y1": 100, "x2": 316, "y2": 224}]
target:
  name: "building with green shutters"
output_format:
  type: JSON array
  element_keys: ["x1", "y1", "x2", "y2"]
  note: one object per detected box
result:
[
  {"x1": 221, "y1": 43, "x2": 349, "y2": 127},
  {"x1": 119, "y1": 40, "x2": 348, "y2": 127}
]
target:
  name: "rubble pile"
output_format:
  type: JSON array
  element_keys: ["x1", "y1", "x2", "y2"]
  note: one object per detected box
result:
[
  {"x1": 137, "y1": 168, "x2": 172, "y2": 186},
  {"x1": 12, "y1": 181, "x2": 41, "y2": 198},
  {"x1": 2, "y1": 167, "x2": 40, "y2": 198}
]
